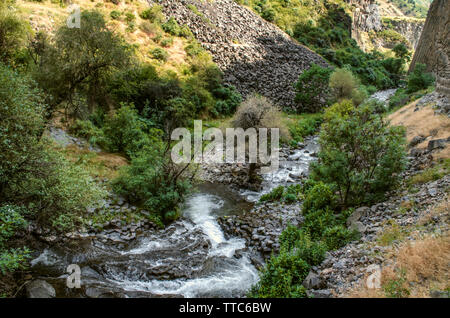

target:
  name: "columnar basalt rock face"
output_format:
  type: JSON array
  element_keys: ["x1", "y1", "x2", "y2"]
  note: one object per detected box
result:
[
  {"x1": 382, "y1": 18, "x2": 424, "y2": 49},
  {"x1": 347, "y1": 0, "x2": 382, "y2": 33},
  {"x1": 149, "y1": 0, "x2": 328, "y2": 109},
  {"x1": 410, "y1": 0, "x2": 450, "y2": 97}
]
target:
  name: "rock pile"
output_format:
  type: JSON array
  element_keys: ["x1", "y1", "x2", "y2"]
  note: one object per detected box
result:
[{"x1": 150, "y1": 0, "x2": 327, "y2": 109}]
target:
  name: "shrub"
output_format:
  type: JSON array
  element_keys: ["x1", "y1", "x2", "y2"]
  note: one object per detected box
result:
[
  {"x1": 150, "y1": 47, "x2": 169, "y2": 61},
  {"x1": 407, "y1": 63, "x2": 434, "y2": 93},
  {"x1": 232, "y1": 94, "x2": 289, "y2": 140},
  {"x1": 69, "y1": 119, "x2": 105, "y2": 146},
  {"x1": 0, "y1": 2, "x2": 29, "y2": 65},
  {"x1": 310, "y1": 100, "x2": 407, "y2": 208},
  {"x1": 294, "y1": 63, "x2": 333, "y2": 113},
  {"x1": 110, "y1": 10, "x2": 121, "y2": 20},
  {"x1": 112, "y1": 145, "x2": 193, "y2": 223},
  {"x1": 288, "y1": 113, "x2": 323, "y2": 145},
  {"x1": 212, "y1": 85, "x2": 242, "y2": 116},
  {"x1": 322, "y1": 225, "x2": 358, "y2": 250},
  {"x1": 139, "y1": 5, "x2": 164, "y2": 23},
  {"x1": 162, "y1": 17, "x2": 181, "y2": 36},
  {"x1": 248, "y1": 249, "x2": 310, "y2": 298},
  {"x1": 102, "y1": 103, "x2": 152, "y2": 157},
  {"x1": 329, "y1": 67, "x2": 359, "y2": 101}
]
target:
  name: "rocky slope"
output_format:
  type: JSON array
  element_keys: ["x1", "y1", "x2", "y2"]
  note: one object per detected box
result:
[
  {"x1": 148, "y1": 0, "x2": 327, "y2": 109},
  {"x1": 410, "y1": 0, "x2": 450, "y2": 98}
]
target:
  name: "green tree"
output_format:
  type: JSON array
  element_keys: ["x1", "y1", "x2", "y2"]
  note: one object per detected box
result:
[
  {"x1": 407, "y1": 63, "x2": 434, "y2": 93},
  {"x1": 295, "y1": 63, "x2": 333, "y2": 113},
  {"x1": 310, "y1": 99, "x2": 407, "y2": 208},
  {"x1": 36, "y1": 10, "x2": 132, "y2": 115}
]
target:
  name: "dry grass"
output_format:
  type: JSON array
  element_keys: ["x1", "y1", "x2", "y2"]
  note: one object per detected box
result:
[
  {"x1": 348, "y1": 234, "x2": 450, "y2": 298},
  {"x1": 389, "y1": 101, "x2": 450, "y2": 160},
  {"x1": 348, "y1": 193, "x2": 450, "y2": 298},
  {"x1": 63, "y1": 145, "x2": 128, "y2": 181},
  {"x1": 418, "y1": 194, "x2": 450, "y2": 226}
]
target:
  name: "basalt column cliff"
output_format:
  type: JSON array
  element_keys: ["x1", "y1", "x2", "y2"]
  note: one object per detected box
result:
[
  {"x1": 149, "y1": 0, "x2": 328, "y2": 109},
  {"x1": 410, "y1": 0, "x2": 450, "y2": 97}
]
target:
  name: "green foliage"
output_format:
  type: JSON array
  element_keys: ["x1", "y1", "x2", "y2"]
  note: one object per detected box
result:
[
  {"x1": 139, "y1": 5, "x2": 165, "y2": 23},
  {"x1": 110, "y1": 10, "x2": 121, "y2": 20},
  {"x1": 288, "y1": 113, "x2": 323, "y2": 145},
  {"x1": 0, "y1": 205, "x2": 28, "y2": 248},
  {"x1": 0, "y1": 247, "x2": 31, "y2": 275},
  {"x1": 102, "y1": 103, "x2": 154, "y2": 157},
  {"x1": 259, "y1": 186, "x2": 285, "y2": 202},
  {"x1": 150, "y1": 47, "x2": 169, "y2": 61},
  {"x1": 0, "y1": 2, "x2": 30, "y2": 65},
  {"x1": 329, "y1": 67, "x2": 358, "y2": 101},
  {"x1": 112, "y1": 145, "x2": 192, "y2": 223},
  {"x1": 383, "y1": 269, "x2": 410, "y2": 298},
  {"x1": 310, "y1": 100, "x2": 407, "y2": 208},
  {"x1": 248, "y1": 248, "x2": 310, "y2": 298},
  {"x1": 212, "y1": 85, "x2": 242, "y2": 117},
  {"x1": 35, "y1": 10, "x2": 132, "y2": 113},
  {"x1": 0, "y1": 64, "x2": 105, "y2": 230},
  {"x1": 407, "y1": 63, "x2": 434, "y2": 93},
  {"x1": 162, "y1": 17, "x2": 181, "y2": 36},
  {"x1": 322, "y1": 225, "x2": 358, "y2": 250},
  {"x1": 69, "y1": 119, "x2": 105, "y2": 146},
  {"x1": 294, "y1": 63, "x2": 333, "y2": 113}
]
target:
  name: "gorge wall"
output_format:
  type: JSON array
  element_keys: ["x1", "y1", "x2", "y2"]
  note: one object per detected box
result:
[
  {"x1": 410, "y1": 0, "x2": 450, "y2": 97},
  {"x1": 347, "y1": 0, "x2": 424, "y2": 51},
  {"x1": 148, "y1": 0, "x2": 327, "y2": 109}
]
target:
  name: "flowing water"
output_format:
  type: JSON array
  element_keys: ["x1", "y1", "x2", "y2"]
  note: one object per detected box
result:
[{"x1": 30, "y1": 139, "x2": 319, "y2": 298}]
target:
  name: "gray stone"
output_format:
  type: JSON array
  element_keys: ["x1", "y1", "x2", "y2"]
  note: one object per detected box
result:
[
  {"x1": 302, "y1": 271, "x2": 323, "y2": 289},
  {"x1": 306, "y1": 289, "x2": 332, "y2": 298},
  {"x1": 427, "y1": 139, "x2": 447, "y2": 151},
  {"x1": 26, "y1": 280, "x2": 56, "y2": 298}
]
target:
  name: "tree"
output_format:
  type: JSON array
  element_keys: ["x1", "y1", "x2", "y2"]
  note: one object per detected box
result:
[
  {"x1": 329, "y1": 67, "x2": 358, "y2": 101},
  {"x1": 0, "y1": 2, "x2": 29, "y2": 65},
  {"x1": 406, "y1": 63, "x2": 434, "y2": 93},
  {"x1": 294, "y1": 63, "x2": 333, "y2": 113},
  {"x1": 310, "y1": 99, "x2": 407, "y2": 208},
  {"x1": 36, "y1": 10, "x2": 132, "y2": 116}
]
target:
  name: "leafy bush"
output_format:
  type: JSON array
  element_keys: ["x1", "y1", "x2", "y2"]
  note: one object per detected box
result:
[
  {"x1": 212, "y1": 85, "x2": 242, "y2": 117},
  {"x1": 69, "y1": 119, "x2": 105, "y2": 146},
  {"x1": 0, "y1": 2, "x2": 29, "y2": 65},
  {"x1": 150, "y1": 47, "x2": 169, "y2": 62},
  {"x1": 322, "y1": 225, "x2": 358, "y2": 250},
  {"x1": 294, "y1": 63, "x2": 333, "y2": 113},
  {"x1": 310, "y1": 100, "x2": 407, "y2": 208},
  {"x1": 102, "y1": 103, "x2": 152, "y2": 157},
  {"x1": 329, "y1": 68, "x2": 359, "y2": 101},
  {"x1": 162, "y1": 17, "x2": 181, "y2": 36},
  {"x1": 0, "y1": 64, "x2": 105, "y2": 230},
  {"x1": 407, "y1": 63, "x2": 434, "y2": 93},
  {"x1": 139, "y1": 5, "x2": 165, "y2": 23},
  {"x1": 112, "y1": 145, "x2": 192, "y2": 223},
  {"x1": 248, "y1": 249, "x2": 310, "y2": 298},
  {"x1": 232, "y1": 94, "x2": 289, "y2": 140},
  {"x1": 288, "y1": 113, "x2": 323, "y2": 145},
  {"x1": 110, "y1": 10, "x2": 121, "y2": 20}
]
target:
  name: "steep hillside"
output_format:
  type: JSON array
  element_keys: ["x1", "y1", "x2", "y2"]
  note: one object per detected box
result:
[
  {"x1": 410, "y1": 0, "x2": 450, "y2": 98},
  {"x1": 151, "y1": 0, "x2": 328, "y2": 109}
]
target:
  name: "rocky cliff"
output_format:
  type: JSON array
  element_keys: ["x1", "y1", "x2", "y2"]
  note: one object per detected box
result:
[
  {"x1": 382, "y1": 17, "x2": 424, "y2": 49},
  {"x1": 148, "y1": 0, "x2": 327, "y2": 109},
  {"x1": 410, "y1": 0, "x2": 450, "y2": 97},
  {"x1": 347, "y1": 0, "x2": 424, "y2": 51}
]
